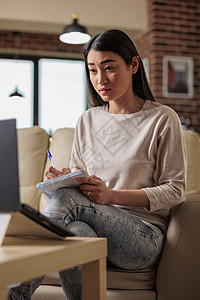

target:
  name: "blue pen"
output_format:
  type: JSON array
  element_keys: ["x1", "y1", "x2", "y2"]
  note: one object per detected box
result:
[{"x1": 47, "y1": 150, "x2": 57, "y2": 169}]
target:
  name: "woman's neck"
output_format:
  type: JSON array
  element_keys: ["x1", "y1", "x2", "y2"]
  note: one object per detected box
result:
[{"x1": 108, "y1": 95, "x2": 145, "y2": 114}]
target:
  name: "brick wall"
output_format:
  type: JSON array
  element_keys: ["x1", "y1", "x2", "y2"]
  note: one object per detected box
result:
[
  {"x1": 0, "y1": 30, "x2": 83, "y2": 54},
  {"x1": 135, "y1": 0, "x2": 200, "y2": 133},
  {"x1": 0, "y1": 1, "x2": 200, "y2": 132}
]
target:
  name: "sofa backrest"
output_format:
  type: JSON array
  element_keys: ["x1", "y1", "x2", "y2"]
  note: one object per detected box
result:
[
  {"x1": 38, "y1": 128, "x2": 199, "y2": 211},
  {"x1": 39, "y1": 127, "x2": 75, "y2": 212},
  {"x1": 17, "y1": 126, "x2": 199, "y2": 212}
]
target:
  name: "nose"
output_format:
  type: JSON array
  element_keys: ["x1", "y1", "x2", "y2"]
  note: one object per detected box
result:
[{"x1": 97, "y1": 70, "x2": 108, "y2": 85}]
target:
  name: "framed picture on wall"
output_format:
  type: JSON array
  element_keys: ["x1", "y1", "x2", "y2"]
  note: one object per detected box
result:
[{"x1": 163, "y1": 56, "x2": 193, "y2": 98}]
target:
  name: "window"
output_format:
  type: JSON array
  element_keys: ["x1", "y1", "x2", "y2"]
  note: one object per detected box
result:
[
  {"x1": 0, "y1": 59, "x2": 33, "y2": 128},
  {"x1": 0, "y1": 56, "x2": 87, "y2": 131},
  {"x1": 39, "y1": 59, "x2": 86, "y2": 134}
]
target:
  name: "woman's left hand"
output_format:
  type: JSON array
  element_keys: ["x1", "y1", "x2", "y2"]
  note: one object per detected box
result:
[{"x1": 76, "y1": 175, "x2": 113, "y2": 205}]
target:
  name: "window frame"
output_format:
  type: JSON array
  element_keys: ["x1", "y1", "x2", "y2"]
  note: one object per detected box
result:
[{"x1": 0, "y1": 53, "x2": 87, "y2": 126}]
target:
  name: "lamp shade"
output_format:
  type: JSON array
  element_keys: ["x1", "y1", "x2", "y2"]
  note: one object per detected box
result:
[
  {"x1": 9, "y1": 86, "x2": 24, "y2": 98},
  {"x1": 59, "y1": 14, "x2": 90, "y2": 44}
]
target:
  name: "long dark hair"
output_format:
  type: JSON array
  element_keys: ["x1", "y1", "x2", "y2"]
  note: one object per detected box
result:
[{"x1": 83, "y1": 29, "x2": 155, "y2": 107}]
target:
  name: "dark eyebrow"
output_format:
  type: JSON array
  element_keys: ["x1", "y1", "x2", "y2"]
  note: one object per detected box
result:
[{"x1": 88, "y1": 59, "x2": 116, "y2": 66}]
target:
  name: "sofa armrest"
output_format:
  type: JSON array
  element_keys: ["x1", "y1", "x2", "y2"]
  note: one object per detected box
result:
[{"x1": 156, "y1": 194, "x2": 200, "y2": 300}]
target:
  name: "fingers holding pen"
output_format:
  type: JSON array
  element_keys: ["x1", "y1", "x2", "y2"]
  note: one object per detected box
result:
[
  {"x1": 45, "y1": 167, "x2": 59, "y2": 179},
  {"x1": 45, "y1": 167, "x2": 71, "y2": 179},
  {"x1": 60, "y1": 167, "x2": 71, "y2": 175}
]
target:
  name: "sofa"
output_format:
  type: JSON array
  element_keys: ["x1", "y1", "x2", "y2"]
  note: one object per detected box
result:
[{"x1": 16, "y1": 125, "x2": 200, "y2": 300}]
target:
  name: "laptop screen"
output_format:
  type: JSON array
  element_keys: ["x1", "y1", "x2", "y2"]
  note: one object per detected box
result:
[{"x1": 0, "y1": 119, "x2": 20, "y2": 211}]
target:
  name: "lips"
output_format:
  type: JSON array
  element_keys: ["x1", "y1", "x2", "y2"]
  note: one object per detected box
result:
[{"x1": 99, "y1": 88, "x2": 111, "y2": 94}]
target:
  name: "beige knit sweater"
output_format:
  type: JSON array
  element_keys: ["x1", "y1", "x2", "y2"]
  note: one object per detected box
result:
[{"x1": 70, "y1": 100, "x2": 186, "y2": 228}]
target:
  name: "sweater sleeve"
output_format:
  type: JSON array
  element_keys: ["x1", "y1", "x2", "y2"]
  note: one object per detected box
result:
[{"x1": 142, "y1": 110, "x2": 187, "y2": 212}]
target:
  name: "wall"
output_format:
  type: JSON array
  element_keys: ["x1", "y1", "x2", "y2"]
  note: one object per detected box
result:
[
  {"x1": 0, "y1": 0, "x2": 146, "y2": 34},
  {"x1": 0, "y1": 0, "x2": 199, "y2": 132},
  {"x1": 136, "y1": 0, "x2": 200, "y2": 132},
  {"x1": 0, "y1": 30, "x2": 84, "y2": 57}
]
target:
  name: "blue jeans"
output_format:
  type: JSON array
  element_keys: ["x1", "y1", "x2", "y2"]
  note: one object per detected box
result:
[{"x1": 9, "y1": 187, "x2": 165, "y2": 300}]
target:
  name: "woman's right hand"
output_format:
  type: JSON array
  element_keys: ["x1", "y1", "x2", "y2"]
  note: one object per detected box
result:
[{"x1": 45, "y1": 167, "x2": 71, "y2": 179}]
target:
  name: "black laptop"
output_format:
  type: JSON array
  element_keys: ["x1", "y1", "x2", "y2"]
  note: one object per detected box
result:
[{"x1": 0, "y1": 119, "x2": 74, "y2": 243}]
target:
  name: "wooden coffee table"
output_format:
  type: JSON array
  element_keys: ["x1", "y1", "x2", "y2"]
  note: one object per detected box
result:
[{"x1": 0, "y1": 236, "x2": 107, "y2": 300}]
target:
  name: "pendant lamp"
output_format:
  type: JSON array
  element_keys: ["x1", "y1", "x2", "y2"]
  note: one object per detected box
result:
[
  {"x1": 9, "y1": 86, "x2": 24, "y2": 98},
  {"x1": 8, "y1": 32, "x2": 25, "y2": 99},
  {"x1": 59, "y1": 13, "x2": 90, "y2": 45}
]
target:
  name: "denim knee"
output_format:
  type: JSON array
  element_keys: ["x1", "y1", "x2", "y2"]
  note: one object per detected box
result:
[{"x1": 66, "y1": 221, "x2": 97, "y2": 237}]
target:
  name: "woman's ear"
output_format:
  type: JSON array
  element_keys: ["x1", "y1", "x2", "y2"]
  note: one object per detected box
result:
[{"x1": 131, "y1": 56, "x2": 140, "y2": 74}]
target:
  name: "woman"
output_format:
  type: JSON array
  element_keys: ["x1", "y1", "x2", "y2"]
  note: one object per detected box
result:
[{"x1": 9, "y1": 29, "x2": 186, "y2": 300}]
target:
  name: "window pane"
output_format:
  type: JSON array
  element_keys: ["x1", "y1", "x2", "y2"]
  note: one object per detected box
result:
[
  {"x1": 0, "y1": 59, "x2": 34, "y2": 128},
  {"x1": 39, "y1": 59, "x2": 86, "y2": 134}
]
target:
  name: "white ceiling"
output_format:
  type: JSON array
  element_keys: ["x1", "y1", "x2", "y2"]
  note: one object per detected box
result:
[{"x1": 0, "y1": 0, "x2": 147, "y2": 36}]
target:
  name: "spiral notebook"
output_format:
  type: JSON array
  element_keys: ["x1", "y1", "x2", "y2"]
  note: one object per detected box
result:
[{"x1": 36, "y1": 170, "x2": 88, "y2": 199}]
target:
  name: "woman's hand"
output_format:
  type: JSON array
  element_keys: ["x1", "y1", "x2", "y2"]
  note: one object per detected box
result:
[
  {"x1": 45, "y1": 167, "x2": 71, "y2": 179},
  {"x1": 76, "y1": 175, "x2": 113, "y2": 205}
]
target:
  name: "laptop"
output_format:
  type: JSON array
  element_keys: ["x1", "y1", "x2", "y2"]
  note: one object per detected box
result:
[{"x1": 0, "y1": 119, "x2": 74, "y2": 245}]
